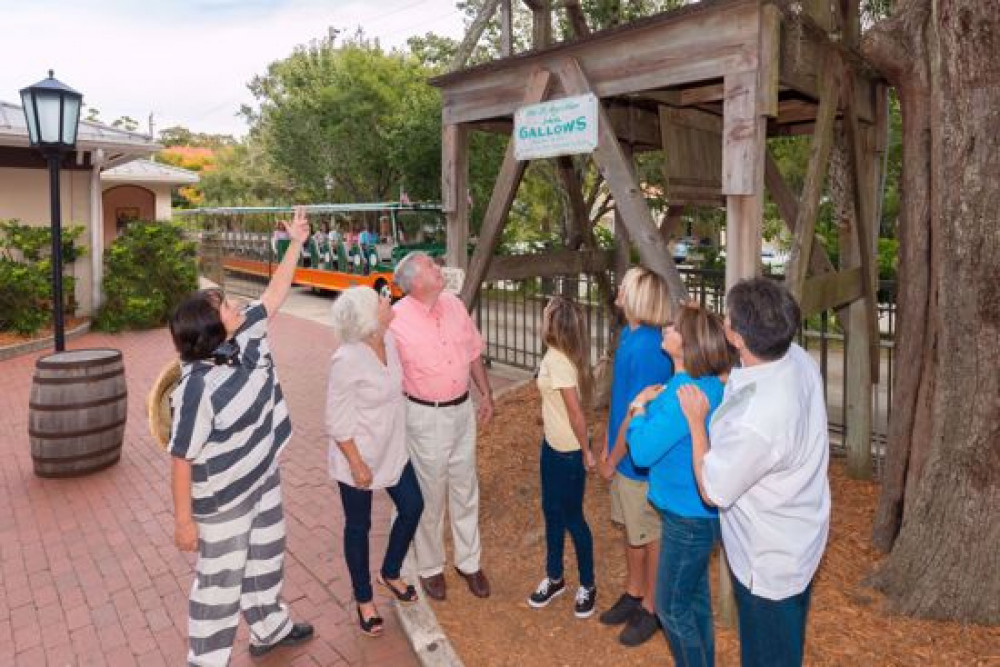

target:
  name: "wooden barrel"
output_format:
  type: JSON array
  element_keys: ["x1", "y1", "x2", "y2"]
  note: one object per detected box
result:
[{"x1": 29, "y1": 348, "x2": 127, "y2": 478}]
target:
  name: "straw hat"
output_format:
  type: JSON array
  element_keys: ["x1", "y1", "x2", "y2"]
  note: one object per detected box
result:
[{"x1": 148, "y1": 359, "x2": 181, "y2": 450}]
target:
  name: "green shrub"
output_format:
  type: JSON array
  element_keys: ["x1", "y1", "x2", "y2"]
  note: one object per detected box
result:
[
  {"x1": 95, "y1": 222, "x2": 198, "y2": 332},
  {"x1": 0, "y1": 220, "x2": 84, "y2": 336}
]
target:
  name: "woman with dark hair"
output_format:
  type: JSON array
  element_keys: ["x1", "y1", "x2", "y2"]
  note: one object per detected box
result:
[
  {"x1": 625, "y1": 303, "x2": 733, "y2": 666},
  {"x1": 678, "y1": 278, "x2": 830, "y2": 667},
  {"x1": 168, "y1": 206, "x2": 315, "y2": 665}
]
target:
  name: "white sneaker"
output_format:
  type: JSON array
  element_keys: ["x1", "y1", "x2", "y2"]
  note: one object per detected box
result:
[
  {"x1": 574, "y1": 585, "x2": 597, "y2": 618},
  {"x1": 528, "y1": 577, "x2": 566, "y2": 608}
]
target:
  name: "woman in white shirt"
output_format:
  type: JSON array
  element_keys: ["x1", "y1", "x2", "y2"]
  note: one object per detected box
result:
[
  {"x1": 678, "y1": 278, "x2": 830, "y2": 667},
  {"x1": 326, "y1": 287, "x2": 424, "y2": 637}
]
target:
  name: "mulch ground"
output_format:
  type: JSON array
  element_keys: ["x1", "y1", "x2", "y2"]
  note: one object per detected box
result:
[
  {"x1": 0, "y1": 317, "x2": 88, "y2": 348},
  {"x1": 430, "y1": 384, "x2": 1000, "y2": 666}
]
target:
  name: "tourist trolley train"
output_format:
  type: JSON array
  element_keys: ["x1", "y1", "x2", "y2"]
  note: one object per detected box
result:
[{"x1": 178, "y1": 202, "x2": 447, "y2": 298}]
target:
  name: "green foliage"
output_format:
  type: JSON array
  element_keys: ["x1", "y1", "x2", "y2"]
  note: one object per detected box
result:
[
  {"x1": 158, "y1": 126, "x2": 236, "y2": 149},
  {"x1": 0, "y1": 259, "x2": 50, "y2": 334},
  {"x1": 0, "y1": 220, "x2": 85, "y2": 335},
  {"x1": 878, "y1": 237, "x2": 898, "y2": 281},
  {"x1": 94, "y1": 222, "x2": 198, "y2": 332}
]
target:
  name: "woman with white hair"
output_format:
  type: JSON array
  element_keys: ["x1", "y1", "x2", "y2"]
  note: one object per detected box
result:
[{"x1": 326, "y1": 286, "x2": 424, "y2": 637}]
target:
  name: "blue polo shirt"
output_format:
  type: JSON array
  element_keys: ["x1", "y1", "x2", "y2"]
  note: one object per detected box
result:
[{"x1": 607, "y1": 324, "x2": 674, "y2": 481}]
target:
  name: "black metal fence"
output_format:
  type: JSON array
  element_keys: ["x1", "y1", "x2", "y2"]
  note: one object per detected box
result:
[{"x1": 474, "y1": 268, "x2": 896, "y2": 475}]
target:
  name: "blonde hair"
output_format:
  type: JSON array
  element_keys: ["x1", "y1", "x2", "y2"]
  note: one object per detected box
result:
[
  {"x1": 620, "y1": 267, "x2": 672, "y2": 327},
  {"x1": 329, "y1": 286, "x2": 379, "y2": 343},
  {"x1": 542, "y1": 297, "x2": 593, "y2": 409}
]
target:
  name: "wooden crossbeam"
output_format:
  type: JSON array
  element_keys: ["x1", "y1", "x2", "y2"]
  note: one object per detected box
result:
[
  {"x1": 555, "y1": 57, "x2": 688, "y2": 303},
  {"x1": 785, "y1": 56, "x2": 840, "y2": 302},
  {"x1": 486, "y1": 248, "x2": 612, "y2": 280},
  {"x1": 799, "y1": 267, "x2": 863, "y2": 317},
  {"x1": 459, "y1": 68, "x2": 554, "y2": 307}
]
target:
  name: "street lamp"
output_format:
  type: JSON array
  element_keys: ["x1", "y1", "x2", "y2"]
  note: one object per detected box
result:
[{"x1": 20, "y1": 70, "x2": 83, "y2": 352}]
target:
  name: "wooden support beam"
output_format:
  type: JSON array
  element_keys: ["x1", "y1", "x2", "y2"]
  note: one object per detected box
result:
[
  {"x1": 563, "y1": 0, "x2": 590, "y2": 38},
  {"x1": 500, "y1": 0, "x2": 513, "y2": 57},
  {"x1": 763, "y1": 150, "x2": 835, "y2": 277},
  {"x1": 443, "y1": 124, "x2": 469, "y2": 270},
  {"x1": 613, "y1": 206, "x2": 630, "y2": 286},
  {"x1": 799, "y1": 267, "x2": 863, "y2": 317},
  {"x1": 784, "y1": 58, "x2": 839, "y2": 302},
  {"x1": 530, "y1": 0, "x2": 552, "y2": 49},
  {"x1": 840, "y1": 58, "x2": 881, "y2": 379},
  {"x1": 451, "y1": 0, "x2": 502, "y2": 71},
  {"x1": 555, "y1": 57, "x2": 688, "y2": 303},
  {"x1": 758, "y1": 4, "x2": 781, "y2": 117},
  {"x1": 680, "y1": 83, "x2": 726, "y2": 106},
  {"x1": 723, "y1": 70, "x2": 766, "y2": 288},
  {"x1": 486, "y1": 248, "x2": 612, "y2": 280},
  {"x1": 459, "y1": 68, "x2": 554, "y2": 307}
]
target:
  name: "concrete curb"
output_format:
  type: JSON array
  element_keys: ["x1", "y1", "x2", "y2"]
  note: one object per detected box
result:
[{"x1": 0, "y1": 320, "x2": 92, "y2": 362}]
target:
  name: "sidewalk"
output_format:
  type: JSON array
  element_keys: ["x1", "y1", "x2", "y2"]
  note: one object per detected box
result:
[{"x1": 0, "y1": 306, "x2": 529, "y2": 667}]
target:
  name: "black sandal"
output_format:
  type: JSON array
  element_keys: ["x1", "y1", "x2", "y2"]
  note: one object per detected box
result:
[
  {"x1": 377, "y1": 574, "x2": 419, "y2": 604},
  {"x1": 357, "y1": 605, "x2": 384, "y2": 637}
]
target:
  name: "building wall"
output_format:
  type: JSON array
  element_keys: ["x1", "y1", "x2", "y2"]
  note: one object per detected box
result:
[
  {"x1": 101, "y1": 184, "x2": 156, "y2": 246},
  {"x1": 0, "y1": 166, "x2": 95, "y2": 316}
]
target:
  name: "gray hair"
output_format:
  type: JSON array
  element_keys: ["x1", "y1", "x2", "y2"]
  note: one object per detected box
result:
[
  {"x1": 329, "y1": 286, "x2": 379, "y2": 343},
  {"x1": 393, "y1": 251, "x2": 428, "y2": 294}
]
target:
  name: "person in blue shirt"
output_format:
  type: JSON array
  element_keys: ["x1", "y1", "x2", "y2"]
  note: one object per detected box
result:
[
  {"x1": 595, "y1": 267, "x2": 674, "y2": 646},
  {"x1": 627, "y1": 303, "x2": 734, "y2": 667}
]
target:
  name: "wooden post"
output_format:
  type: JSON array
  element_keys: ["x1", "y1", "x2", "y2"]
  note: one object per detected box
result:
[
  {"x1": 500, "y1": 0, "x2": 513, "y2": 57},
  {"x1": 718, "y1": 61, "x2": 767, "y2": 628},
  {"x1": 529, "y1": 0, "x2": 552, "y2": 49},
  {"x1": 555, "y1": 57, "x2": 688, "y2": 303},
  {"x1": 459, "y1": 69, "x2": 554, "y2": 307},
  {"x1": 443, "y1": 123, "x2": 470, "y2": 270}
]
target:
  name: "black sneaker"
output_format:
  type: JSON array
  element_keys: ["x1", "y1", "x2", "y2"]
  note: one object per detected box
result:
[
  {"x1": 599, "y1": 592, "x2": 642, "y2": 626},
  {"x1": 528, "y1": 577, "x2": 566, "y2": 608},
  {"x1": 249, "y1": 622, "x2": 315, "y2": 658},
  {"x1": 574, "y1": 585, "x2": 597, "y2": 618},
  {"x1": 619, "y1": 606, "x2": 660, "y2": 647}
]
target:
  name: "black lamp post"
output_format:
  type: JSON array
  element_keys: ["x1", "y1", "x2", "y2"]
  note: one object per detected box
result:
[{"x1": 20, "y1": 70, "x2": 83, "y2": 353}]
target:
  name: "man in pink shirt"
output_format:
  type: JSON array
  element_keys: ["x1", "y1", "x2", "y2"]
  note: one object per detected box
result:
[{"x1": 390, "y1": 252, "x2": 494, "y2": 600}]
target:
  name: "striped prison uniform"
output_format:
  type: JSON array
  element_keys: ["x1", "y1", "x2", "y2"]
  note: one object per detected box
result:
[{"x1": 170, "y1": 302, "x2": 294, "y2": 666}]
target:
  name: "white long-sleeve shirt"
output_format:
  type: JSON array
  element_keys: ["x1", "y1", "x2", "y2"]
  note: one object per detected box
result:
[{"x1": 703, "y1": 344, "x2": 831, "y2": 600}]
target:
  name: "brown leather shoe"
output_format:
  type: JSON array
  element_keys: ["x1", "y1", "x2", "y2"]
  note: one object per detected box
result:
[
  {"x1": 419, "y1": 573, "x2": 446, "y2": 601},
  {"x1": 456, "y1": 568, "x2": 491, "y2": 598}
]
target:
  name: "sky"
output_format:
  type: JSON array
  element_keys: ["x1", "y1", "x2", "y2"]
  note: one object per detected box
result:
[{"x1": 0, "y1": 0, "x2": 467, "y2": 138}]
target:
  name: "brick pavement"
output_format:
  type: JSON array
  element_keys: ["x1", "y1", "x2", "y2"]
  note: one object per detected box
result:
[{"x1": 0, "y1": 310, "x2": 509, "y2": 667}]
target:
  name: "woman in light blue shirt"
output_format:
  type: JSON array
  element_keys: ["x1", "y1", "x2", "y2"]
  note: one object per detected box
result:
[{"x1": 627, "y1": 304, "x2": 733, "y2": 667}]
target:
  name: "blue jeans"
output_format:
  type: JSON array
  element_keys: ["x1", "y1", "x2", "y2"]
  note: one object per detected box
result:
[
  {"x1": 540, "y1": 441, "x2": 594, "y2": 587},
  {"x1": 338, "y1": 462, "x2": 424, "y2": 603},
  {"x1": 656, "y1": 509, "x2": 721, "y2": 667},
  {"x1": 732, "y1": 574, "x2": 813, "y2": 667}
]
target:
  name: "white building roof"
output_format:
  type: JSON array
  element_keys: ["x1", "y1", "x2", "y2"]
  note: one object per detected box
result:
[
  {"x1": 102, "y1": 159, "x2": 200, "y2": 185},
  {"x1": 0, "y1": 100, "x2": 161, "y2": 154}
]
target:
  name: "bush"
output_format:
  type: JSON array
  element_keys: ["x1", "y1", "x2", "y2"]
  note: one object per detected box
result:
[
  {"x1": 0, "y1": 220, "x2": 84, "y2": 336},
  {"x1": 94, "y1": 222, "x2": 198, "y2": 332}
]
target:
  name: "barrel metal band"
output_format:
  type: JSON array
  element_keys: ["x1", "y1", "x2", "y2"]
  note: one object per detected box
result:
[
  {"x1": 31, "y1": 369, "x2": 124, "y2": 385},
  {"x1": 28, "y1": 417, "x2": 127, "y2": 440},
  {"x1": 29, "y1": 391, "x2": 128, "y2": 412},
  {"x1": 32, "y1": 443, "x2": 122, "y2": 465}
]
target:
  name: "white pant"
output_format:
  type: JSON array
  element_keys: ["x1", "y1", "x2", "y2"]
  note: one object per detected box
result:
[{"x1": 405, "y1": 398, "x2": 481, "y2": 577}]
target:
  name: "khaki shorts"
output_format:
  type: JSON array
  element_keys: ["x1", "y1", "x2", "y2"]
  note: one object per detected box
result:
[{"x1": 609, "y1": 472, "x2": 661, "y2": 547}]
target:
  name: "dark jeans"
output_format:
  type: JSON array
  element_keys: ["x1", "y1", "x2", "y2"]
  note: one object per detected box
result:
[
  {"x1": 540, "y1": 440, "x2": 594, "y2": 587},
  {"x1": 656, "y1": 509, "x2": 721, "y2": 667},
  {"x1": 731, "y1": 573, "x2": 813, "y2": 667},
  {"x1": 338, "y1": 462, "x2": 423, "y2": 603}
]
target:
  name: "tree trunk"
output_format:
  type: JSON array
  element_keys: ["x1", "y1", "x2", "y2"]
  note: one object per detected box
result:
[{"x1": 862, "y1": 0, "x2": 1000, "y2": 624}]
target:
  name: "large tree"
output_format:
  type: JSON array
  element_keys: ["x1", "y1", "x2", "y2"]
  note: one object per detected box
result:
[{"x1": 862, "y1": 0, "x2": 999, "y2": 623}]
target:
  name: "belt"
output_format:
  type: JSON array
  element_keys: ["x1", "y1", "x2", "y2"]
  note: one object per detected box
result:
[{"x1": 405, "y1": 392, "x2": 469, "y2": 408}]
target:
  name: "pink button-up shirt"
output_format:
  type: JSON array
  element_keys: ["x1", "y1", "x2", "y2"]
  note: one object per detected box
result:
[{"x1": 390, "y1": 292, "x2": 485, "y2": 401}]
